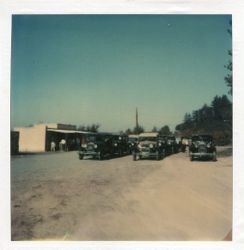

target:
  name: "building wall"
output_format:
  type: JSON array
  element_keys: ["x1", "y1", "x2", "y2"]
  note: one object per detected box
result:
[{"x1": 14, "y1": 124, "x2": 47, "y2": 152}]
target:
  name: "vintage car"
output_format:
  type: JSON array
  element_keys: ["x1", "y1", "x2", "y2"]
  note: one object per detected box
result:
[
  {"x1": 166, "y1": 135, "x2": 179, "y2": 154},
  {"x1": 78, "y1": 133, "x2": 113, "y2": 160},
  {"x1": 180, "y1": 137, "x2": 190, "y2": 152},
  {"x1": 128, "y1": 134, "x2": 139, "y2": 153},
  {"x1": 111, "y1": 134, "x2": 129, "y2": 156},
  {"x1": 161, "y1": 135, "x2": 177, "y2": 155},
  {"x1": 189, "y1": 134, "x2": 217, "y2": 161},
  {"x1": 133, "y1": 132, "x2": 166, "y2": 161}
]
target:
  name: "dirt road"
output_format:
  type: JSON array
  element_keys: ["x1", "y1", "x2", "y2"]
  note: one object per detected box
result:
[{"x1": 11, "y1": 148, "x2": 232, "y2": 241}]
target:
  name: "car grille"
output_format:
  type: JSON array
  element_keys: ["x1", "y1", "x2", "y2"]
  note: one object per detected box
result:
[
  {"x1": 141, "y1": 147, "x2": 150, "y2": 152},
  {"x1": 87, "y1": 145, "x2": 94, "y2": 151},
  {"x1": 198, "y1": 145, "x2": 207, "y2": 153}
]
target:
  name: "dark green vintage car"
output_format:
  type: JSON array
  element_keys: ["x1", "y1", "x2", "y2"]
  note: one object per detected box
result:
[
  {"x1": 111, "y1": 134, "x2": 129, "y2": 156},
  {"x1": 133, "y1": 132, "x2": 166, "y2": 161},
  {"x1": 78, "y1": 133, "x2": 113, "y2": 160},
  {"x1": 189, "y1": 134, "x2": 217, "y2": 161}
]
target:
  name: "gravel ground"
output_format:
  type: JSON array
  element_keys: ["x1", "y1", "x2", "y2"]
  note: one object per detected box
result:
[{"x1": 11, "y1": 148, "x2": 232, "y2": 241}]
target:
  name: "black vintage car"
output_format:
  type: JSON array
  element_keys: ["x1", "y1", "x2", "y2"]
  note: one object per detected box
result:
[
  {"x1": 161, "y1": 135, "x2": 178, "y2": 155},
  {"x1": 166, "y1": 135, "x2": 179, "y2": 154},
  {"x1": 111, "y1": 134, "x2": 129, "y2": 156},
  {"x1": 189, "y1": 134, "x2": 217, "y2": 161},
  {"x1": 128, "y1": 134, "x2": 139, "y2": 154},
  {"x1": 133, "y1": 132, "x2": 166, "y2": 161},
  {"x1": 180, "y1": 137, "x2": 190, "y2": 152},
  {"x1": 78, "y1": 133, "x2": 113, "y2": 160}
]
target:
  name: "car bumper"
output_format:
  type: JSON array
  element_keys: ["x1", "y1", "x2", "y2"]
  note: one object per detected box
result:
[
  {"x1": 137, "y1": 151, "x2": 160, "y2": 158},
  {"x1": 190, "y1": 152, "x2": 215, "y2": 158},
  {"x1": 79, "y1": 151, "x2": 99, "y2": 157}
]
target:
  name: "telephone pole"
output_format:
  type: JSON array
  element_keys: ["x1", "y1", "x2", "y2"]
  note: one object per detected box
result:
[{"x1": 136, "y1": 107, "x2": 139, "y2": 132}]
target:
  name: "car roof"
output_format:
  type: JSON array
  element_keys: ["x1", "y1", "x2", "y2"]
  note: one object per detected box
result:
[
  {"x1": 192, "y1": 134, "x2": 213, "y2": 137},
  {"x1": 139, "y1": 132, "x2": 159, "y2": 137},
  {"x1": 128, "y1": 134, "x2": 139, "y2": 138}
]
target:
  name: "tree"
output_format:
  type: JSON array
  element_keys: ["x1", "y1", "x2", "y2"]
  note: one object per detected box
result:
[
  {"x1": 224, "y1": 20, "x2": 232, "y2": 95},
  {"x1": 159, "y1": 125, "x2": 171, "y2": 135},
  {"x1": 78, "y1": 123, "x2": 100, "y2": 132},
  {"x1": 151, "y1": 126, "x2": 158, "y2": 132},
  {"x1": 211, "y1": 95, "x2": 232, "y2": 120},
  {"x1": 183, "y1": 113, "x2": 192, "y2": 124},
  {"x1": 192, "y1": 110, "x2": 200, "y2": 125},
  {"x1": 125, "y1": 128, "x2": 132, "y2": 135},
  {"x1": 133, "y1": 125, "x2": 144, "y2": 134},
  {"x1": 198, "y1": 104, "x2": 214, "y2": 122}
]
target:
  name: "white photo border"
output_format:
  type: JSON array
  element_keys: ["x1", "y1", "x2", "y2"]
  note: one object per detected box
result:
[{"x1": 0, "y1": 0, "x2": 243, "y2": 249}]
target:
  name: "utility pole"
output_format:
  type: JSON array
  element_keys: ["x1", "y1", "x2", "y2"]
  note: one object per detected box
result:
[{"x1": 136, "y1": 107, "x2": 139, "y2": 132}]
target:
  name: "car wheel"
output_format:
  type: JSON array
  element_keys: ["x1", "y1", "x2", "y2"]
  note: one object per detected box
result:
[
  {"x1": 190, "y1": 156, "x2": 194, "y2": 161},
  {"x1": 98, "y1": 152, "x2": 103, "y2": 160},
  {"x1": 212, "y1": 152, "x2": 217, "y2": 161},
  {"x1": 156, "y1": 151, "x2": 160, "y2": 161},
  {"x1": 133, "y1": 153, "x2": 137, "y2": 161},
  {"x1": 79, "y1": 154, "x2": 84, "y2": 160},
  {"x1": 161, "y1": 149, "x2": 165, "y2": 159}
]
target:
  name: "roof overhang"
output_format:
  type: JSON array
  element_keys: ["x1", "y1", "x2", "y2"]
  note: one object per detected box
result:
[{"x1": 47, "y1": 129, "x2": 94, "y2": 134}]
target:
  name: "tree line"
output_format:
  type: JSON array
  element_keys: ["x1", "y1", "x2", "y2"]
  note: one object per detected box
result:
[
  {"x1": 77, "y1": 123, "x2": 173, "y2": 136},
  {"x1": 175, "y1": 95, "x2": 232, "y2": 145},
  {"x1": 124, "y1": 124, "x2": 172, "y2": 136}
]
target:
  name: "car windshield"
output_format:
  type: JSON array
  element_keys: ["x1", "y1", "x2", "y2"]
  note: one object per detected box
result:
[
  {"x1": 192, "y1": 135, "x2": 213, "y2": 142},
  {"x1": 139, "y1": 137, "x2": 157, "y2": 142},
  {"x1": 113, "y1": 136, "x2": 122, "y2": 141},
  {"x1": 86, "y1": 135, "x2": 105, "y2": 142},
  {"x1": 129, "y1": 138, "x2": 137, "y2": 142}
]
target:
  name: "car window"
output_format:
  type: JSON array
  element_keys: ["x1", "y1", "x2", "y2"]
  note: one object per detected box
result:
[{"x1": 139, "y1": 137, "x2": 157, "y2": 142}]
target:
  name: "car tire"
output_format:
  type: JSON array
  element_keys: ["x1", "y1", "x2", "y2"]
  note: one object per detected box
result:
[
  {"x1": 161, "y1": 149, "x2": 165, "y2": 159},
  {"x1": 190, "y1": 155, "x2": 194, "y2": 161},
  {"x1": 133, "y1": 153, "x2": 137, "y2": 161},
  {"x1": 98, "y1": 152, "x2": 103, "y2": 160},
  {"x1": 156, "y1": 151, "x2": 160, "y2": 161},
  {"x1": 79, "y1": 154, "x2": 84, "y2": 160},
  {"x1": 212, "y1": 152, "x2": 217, "y2": 161}
]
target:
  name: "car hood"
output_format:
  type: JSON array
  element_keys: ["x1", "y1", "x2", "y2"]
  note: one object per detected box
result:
[
  {"x1": 192, "y1": 141, "x2": 209, "y2": 146},
  {"x1": 139, "y1": 141, "x2": 157, "y2": 147},
  {"x1": 87, "y1": 141, "x2": 104, "y2": 146}
]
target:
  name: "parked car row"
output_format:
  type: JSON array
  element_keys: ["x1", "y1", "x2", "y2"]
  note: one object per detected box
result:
[
  {"x1": 78, "y1": 132, "x2": 180, "y2": 161},
  {"x1": 78, "y1": 132, "x2": 217, "y2": 162}
]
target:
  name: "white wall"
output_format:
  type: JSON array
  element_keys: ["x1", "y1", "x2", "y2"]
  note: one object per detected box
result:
[{"x1": 14, "y1": 124, "x2": 47, "y2": 152}]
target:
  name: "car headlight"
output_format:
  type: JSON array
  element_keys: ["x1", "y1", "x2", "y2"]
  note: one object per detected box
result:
[
  {"x1": 114, "y1": 143, "x2": 118, "y2": 147},
  {"x1": 94, "y1": 144, "x2": 98, "y2": 149},
  {"x1": 138, "y1": 144, "x2": 142, "y2": 149},
  {"x1": 193, "y1": 142, "x2": 198, "y2": 148},
  {"x1": 131, "y1": 143, "x2": 134, "y2": 146},
  {"x1": 82, "y1": 144, "x2": 87, "y2": 148},
  {"x1": 149, "y1": 144, "x2": 154, "y2": 148},
  {"x1": 207, "y1": 143, "x2": 211, "y2": 148},
  {"x1": 158, "y1": 143, "x2": 161, "y2": 146}
]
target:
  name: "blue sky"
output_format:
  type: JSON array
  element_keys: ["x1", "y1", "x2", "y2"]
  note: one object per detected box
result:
[{"x1": 11, "y1": 15, "x2": 232, "y2": 132}]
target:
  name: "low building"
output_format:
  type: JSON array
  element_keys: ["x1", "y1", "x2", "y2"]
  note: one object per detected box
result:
[{"x1": 14, "y1": 123, "x2": 90, "y2": 153}]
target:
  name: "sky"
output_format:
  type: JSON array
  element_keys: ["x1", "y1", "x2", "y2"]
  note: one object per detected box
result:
[{"x1": 11, "y1": 15, "x2": 232, "y2": 132}]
